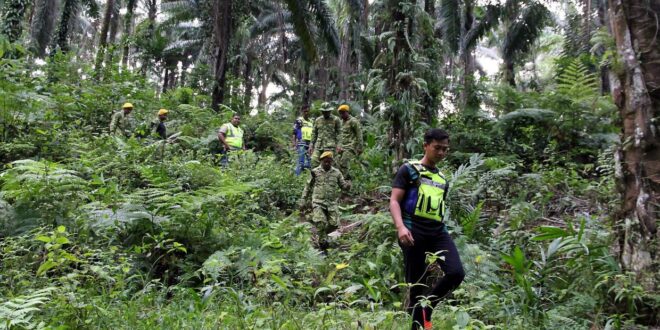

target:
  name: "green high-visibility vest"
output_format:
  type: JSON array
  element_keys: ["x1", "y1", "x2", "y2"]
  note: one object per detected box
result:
[
  {"x1": 405, "y1": 161, "x2": 448, "y2": 222},
  {"x1": 223, "y1": 123, "x2": 244, "y2": 149},
  {"x1": 300, "y1": 117, "x2": 313, "y2": 141}
]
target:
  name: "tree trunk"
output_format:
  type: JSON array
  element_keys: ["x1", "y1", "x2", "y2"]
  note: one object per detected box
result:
[
  {"x1": 163, "y1": 67, "x2": 170, "y2": 93},
  {"x1": 503, "y1": 58, "x2": 516, "y2": 87},
  {"x1": 243, "y1": 53, "x2": 253, "y2": 109},
  {"x1": 459, "y1": 0, "x2": 476, "y2": 113},
  {"x1": 180, "y1": 60, "x2": 189, "y2": 87},
  {"x1": 95, "y1": 0, "x2": 115, "y2": 79},
  {"x1": 211, "y1": 0, "x2": 233, "y2": 112},
  {"x1": 121, "y1": 0, "x2": 137, "y2": 68},
  {"x1": 108, "y1": 0, "x2": 120, "y2": 44},
  {"x1": 30, "y1": 0, "x2": 58, "y2": 57},
  {"x1": 51, "y1": 0, "x2": 76, "y2": 53},
  {"x1": 338, "y1": 20, "x2": 351, "y2": 101},
  {"x1": 597, "y1": 0, "x2": 611, "y2": 94},
  {"x1": 608, "y1": 0, "x2": 659, "y2": 300}
]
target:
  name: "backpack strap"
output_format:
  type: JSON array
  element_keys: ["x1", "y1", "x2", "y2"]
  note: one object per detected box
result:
[{"x1": 403, "y1": 160, "x2": 422, "y2": 186}]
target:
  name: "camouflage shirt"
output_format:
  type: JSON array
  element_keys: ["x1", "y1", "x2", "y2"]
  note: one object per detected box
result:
[
  {"x1": 311, "y1": 115, "x2": 341, "y2": 149},
  {"x1": 109, "y1": 111, "x2": 134, "y2": 137},
  {"x1": 302, "y1": 166, "x2": 350, "y2": 207},
  {"x1": 338, "y1": 115, "x2": 363, "y2": 151}
]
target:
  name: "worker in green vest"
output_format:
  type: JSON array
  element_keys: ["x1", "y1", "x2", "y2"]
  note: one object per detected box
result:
[
  {"x1": 217, "y1": 113, "x2": 245, "y2": 166},
  {"x1": 109, "y1": 102, "x2": 135, "y2": 137},
  {"x1": 292, "y1": 104, "x2": 314, "y2": 175},
  {"x1": 336, "y1": 104, "x2": 363, "y2": 179},
  {"x1": 309, "y1": 104, "x2": 341, "y2": 168},
  {"x1": 300, "y1": 151, "x2": 351, "y2": 252}
]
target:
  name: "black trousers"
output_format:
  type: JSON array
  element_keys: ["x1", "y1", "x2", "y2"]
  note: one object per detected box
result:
[{"x1": 399, "y1": 228, "x2": 465, "y2": 329}]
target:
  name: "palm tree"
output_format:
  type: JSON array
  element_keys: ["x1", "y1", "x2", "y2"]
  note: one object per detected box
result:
[
  {"x1": 50, "y1": 0, "x2": 99, "y2": 54},
  {"x1": 500, "y1": 1, "x2": 550, "y2": 86},
  {"x1": 120, "y1": 0, "x2": 137, "y2": 67},
  {"x1": 94, "y1": 0, "x2": 116, "y2": 79},
  {"x1": 29, "y1": 0, "x2": 58, "y2": 57},
  {"x1": 439, "y1": 0, "x2": 502, "y2": 111}
]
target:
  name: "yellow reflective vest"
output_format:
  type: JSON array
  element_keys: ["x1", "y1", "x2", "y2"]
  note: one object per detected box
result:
[
  {"x1": 222, "y1": 123, "x2": 244, "y2": 149},
  {"x1": 402, "y1": 161, "x2": 448, "y2": 222}
]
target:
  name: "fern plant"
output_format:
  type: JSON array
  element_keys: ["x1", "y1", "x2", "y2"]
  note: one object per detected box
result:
[
  {"x1": 0, "y1": 159, "x2": 88, "y2": 231},
  {"x1": 0, "y1": 287, "x2": 57, "y2": 329}
]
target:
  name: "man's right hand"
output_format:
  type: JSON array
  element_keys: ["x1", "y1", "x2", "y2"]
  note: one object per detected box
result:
[
  {"x1": 397, "y1": 226, "x2": 414, "y2": 247},
  {"x1": 223, "y1": 143, "x2": 230, "y2": 151},
  {"x1": 308, "y1": 147, "x2": 313, "y2": 156}
]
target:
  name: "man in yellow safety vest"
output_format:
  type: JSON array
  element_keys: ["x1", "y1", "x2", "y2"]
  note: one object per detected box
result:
[
  {"x1": 292, "y1": 104, "x2": 314, "y2": 175},
  {"x1": 217, "y1": 113, "x2": 245, "y2": 165}
]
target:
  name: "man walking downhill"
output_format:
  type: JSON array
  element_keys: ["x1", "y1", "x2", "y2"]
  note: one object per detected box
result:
[
  {"x1": 300, "y1": 151, "x2": 351, "y2": 252},
  {"x1": 217, "y1": 113, "x2": 245, "y2": 166},
  {"x1": 389, "y1": 128, "x2": 465, "y2": 330},
  {"x1": 336, "y1": 104, "x2": 363, "y2": 179},
  {"x1": 110, "y1": 102, "x2": 135, "y2": 137},
  {"x1": 309, "y1": 104, "x2": 341, "y2": 168},
  {"x1": 292, "y1": 105, "x2": 314, "y2": 175}
]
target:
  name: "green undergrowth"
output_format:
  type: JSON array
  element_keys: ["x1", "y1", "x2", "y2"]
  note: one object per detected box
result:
[{"x1": 1, "y1": 54, "x2": 655, "y2": 329}]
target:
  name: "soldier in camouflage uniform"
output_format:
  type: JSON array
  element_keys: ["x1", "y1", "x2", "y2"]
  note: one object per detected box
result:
[
  {"x1": 300, "y1": 151, "x2": 351, "y2": 251},
  {"x1": 336, "y1": 104, "x2": 363, "y2": 179},
  {"x1": 110, "y1": 102, "x2": 135, "y2": 137},
  {"x1": 309, "y1": 105, "x2": 341, "y2": 167}
]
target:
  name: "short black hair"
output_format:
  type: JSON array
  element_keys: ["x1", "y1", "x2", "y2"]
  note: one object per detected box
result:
[
  {"x1": 232, "y1": 113, "x2": 240, "y2": 118},
  {"x1": 301, "y1": 104, "x2": 310, "y2": 111},
  {"x1": 423, "y1": 128, "x2": 449, "y2": 144}
]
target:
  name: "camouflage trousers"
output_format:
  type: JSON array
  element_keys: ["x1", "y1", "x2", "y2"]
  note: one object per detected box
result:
[
  {"x1": 310, "y1": 204, "x2": 339, "y2": 251},
  {"x1": 311, "y1": 147, "x2": 335, "y2": 168},
  {"x1": 336, "y1": 148, "x2": 357, "y2": 179}
]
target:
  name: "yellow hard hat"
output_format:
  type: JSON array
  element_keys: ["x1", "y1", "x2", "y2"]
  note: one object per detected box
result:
[
  {"x1": 122, "y1": 102, "x2": 134, "y2": 109},
  {"x1": 158, "y1": 109, "x2": 168, "y2": 116},
  {"x1": 320, "y1": 151, "x2": 333, "y2": 160},
  {"x1": 337, "y1": 104, "x2": 350, "y2": 112}
]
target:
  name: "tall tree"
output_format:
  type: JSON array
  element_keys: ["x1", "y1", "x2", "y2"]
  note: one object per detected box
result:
[
  {"x1": 608, "y1": 0, "x2": 659, "y2": 297},
  {"x1": 29, "y1": 0, "x2": 59, "y2": 57},
  {"x1": 120, "y1": 0, "x2": 137, "y2": 68},
  {"x1": 500, "y1": 1, "x2": 550, "y2": 86},
  {"x1": 50, "y1": 0, "x2": 99, "y2": 54},
  {"x1": 95, "y1": 0, "x2": 116, "y2": 79},
  {"x1": 210, "y1": 0, "x2": 234, "y2": 111}
]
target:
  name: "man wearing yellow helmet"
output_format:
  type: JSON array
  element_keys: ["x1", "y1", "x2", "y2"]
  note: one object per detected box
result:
[
  {"x1": 150, "y1": 109, "x2": 169, "y2": 139},
  {"x1": 110, "y1": 102, "x2": 135, "y2": 137},
  {"x1": 336, "y1": 104, "x2": 363, "y2": 179},
  {"x1": 299, "y1": 151, "x2": 351, "y2": 252}
]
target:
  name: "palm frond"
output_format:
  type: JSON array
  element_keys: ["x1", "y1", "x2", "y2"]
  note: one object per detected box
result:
[
  {"x1": 439, "y1": 0, "x2": 460, "y2": 53},
  {"x1": 309, "y1": 0, "x2": 340, "y2": 55},
  {"x1": 502, "y1": 2, "x2": 550, "y2": 62},
  {"x1": 462, "y1": 4, "x2": 501, "y2": 53},
  {"x1": 80, "y1": 0, "x2": 100, "y2": 18},
  {"x1": 283, "y1": 0, "x2": 318, "y2": 61},
  {"x1": 250, "y1": 12, "x2": 292, "y2": 37},
  {"x1": 160, "y1": 0, "x2": 197, "y2": 12}
]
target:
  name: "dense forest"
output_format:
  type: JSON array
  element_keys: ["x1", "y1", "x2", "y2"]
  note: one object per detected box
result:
[{"x1": 0, "y1": 0, "x2": 658, "y2": 329}]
